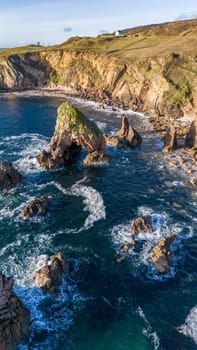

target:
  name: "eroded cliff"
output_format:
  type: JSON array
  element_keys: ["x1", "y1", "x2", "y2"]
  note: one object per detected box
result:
[{"x1": 0, "y1": 19, "x2": 197, "y2": 126}]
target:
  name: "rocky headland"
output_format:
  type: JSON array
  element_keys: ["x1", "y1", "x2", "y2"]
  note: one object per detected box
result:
[
  {"x1": 0, "y1": 273, "x2": 30, "y2": 350},
  {"x1": 0, "y1": 19, "x2": 196, "y2": 133}
]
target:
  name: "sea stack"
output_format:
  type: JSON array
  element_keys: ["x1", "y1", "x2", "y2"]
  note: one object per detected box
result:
[
  {"x1": 37, "y1": 102, "x2": 110, "y2": 169},
  {"x1": 162, "y1": 126, "x2": 178, "y2": 152}
]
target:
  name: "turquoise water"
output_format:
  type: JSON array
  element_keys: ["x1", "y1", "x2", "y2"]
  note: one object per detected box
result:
[{"x1": 0, "y1": 95, "x2": 196, "y2": 350}]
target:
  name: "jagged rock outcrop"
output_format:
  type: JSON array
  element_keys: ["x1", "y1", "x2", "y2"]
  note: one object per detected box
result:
[
  {"x1": 83, "y1": 150, "x2": 111, "y2": 165},
  {"x1": 0, "y1": 273, "x2": 30, "y2": 350},
  {"x1": 34, "y1": 253, "x2": 69, "y2": 295},
  {"x1": 162, "y1": 126, "x2": 178, "y2": 152},
  {"x1": 116, "y1": 115, "x2": 142, "y2": 146},
  {"x1": 21, "y1": 196, "x2": 50, "y2": 218},
  {"x1": 120, "y1": 216, "x2": 152, "y2": 254},
  {"x1": 104, "y1": 115, "x2": 142, "y2": 148},
  {"x1": 131, "y1": 216, "x2": 153, "y2": 235},
  {"x1": 104, "y1": 134, "x2": 123, "y2": 147},
  {"x1": 0, "y1": 161, "x2": 23, "y2": 191},
  {"x1": 185, "y1": 117, "x2": 197, "y2": 149},
  {"x1": 122, "y1": 240, "x2": 136, "y2": 253},
  {"x1": 0, "y1": 53, "x2": 51, "y2": 90},
  {"x1": 37, "y1": 102, "x2": 109, "y2": 169},
  {"x1": 151, "y1": 235, "x2": 176, "y2": 273}
]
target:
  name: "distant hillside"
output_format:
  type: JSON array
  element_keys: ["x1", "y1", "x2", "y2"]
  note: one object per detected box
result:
[
  {"x1": 122, "y1": 18, "x2": 197, "y2": 36},
  {"x1": 0, "y1": 19, "x2": 197, "y2": 128},
  {"x1": 54, "y1": 18, "x2": 197, "y2": 59}
]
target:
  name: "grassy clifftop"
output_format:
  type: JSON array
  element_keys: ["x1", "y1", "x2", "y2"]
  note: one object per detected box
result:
[
  {"x1": 1, "y1": 19, "x2": 196, "y2": 60},
  {"x1": 55, "y1": 19, "x2": 197, "y2": 59},
  {"x1": 0, "y1": 19, "x2": 196, "y2": 124}
]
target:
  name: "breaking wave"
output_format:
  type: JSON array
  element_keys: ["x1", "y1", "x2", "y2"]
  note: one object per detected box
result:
[
  {"x1": 178, "y1": 306, "x2": 197, "y2": 345},
  {"x1": 0, "y1": 133, "x2": 49, "y2": 173},
  {"x1": 137, "y1": 306, "x2": 160, "y2": 350}
]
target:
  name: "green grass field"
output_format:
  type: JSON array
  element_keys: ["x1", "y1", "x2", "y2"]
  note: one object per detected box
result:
[{"x1": 0, "y1": 19, "x2": 196, "y2": 61}]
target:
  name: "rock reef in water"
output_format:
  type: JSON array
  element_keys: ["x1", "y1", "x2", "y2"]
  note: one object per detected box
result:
[
  {"x1": 0, "y1": 273, "x2": 30, "y2": 350},
  {"x1": 105, "y1": 114, "x2": 142, "y2": 148},
  {"x1": 34, "y1": 253, "x2": 69, "y2": 295},
  {"x1": 131, "y1": 216, "x2": 153, "y2": 235},
  {"x1": 151, "y1": 235, "x2": 176, "y2": 273},
  {"x1": 37, "y1": 102, "x2": 110, "y2": 169},
  {"x1": 0, "y1": 161, "x2": 23, "y2": 191},
  {"x1": 21, "y1": 196, "x2": 50, "y2": 218}
]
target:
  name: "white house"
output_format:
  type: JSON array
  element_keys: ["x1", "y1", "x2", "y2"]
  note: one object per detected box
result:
[{"x1": 115, "y1": 30, "x2": 124, "y2": 36}]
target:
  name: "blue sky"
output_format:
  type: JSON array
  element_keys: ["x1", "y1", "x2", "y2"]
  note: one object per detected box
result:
[{"x1": 0, "y1": 0, "x2": 196, "y2": 47}]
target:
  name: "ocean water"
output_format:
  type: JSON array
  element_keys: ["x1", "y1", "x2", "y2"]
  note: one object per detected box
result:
[{"x1": 0, "y1": 95, "x2": 196, "y2": 350}]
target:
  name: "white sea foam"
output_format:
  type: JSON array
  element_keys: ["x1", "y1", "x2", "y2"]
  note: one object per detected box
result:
[
  {"x1": 112, "y1": 208, "x2": 168, "y2": 248},
  {"x1": 178, "y1": 306, "x2": 197, "y2": 344},
  {"x1": 94, "y1": 120, "x2": 108, "y2": 132},
  {"x1": 70, "y1": 182, "x2": 106, "y2": 229},
  {"x1": 137, "y1": 306, "x2": 160, "y2": 350},
  {"x1": 0, "y1": 232, "x2": 54, "y2": 287},
  {"x1": 111, "y1": 207, "x2": 189, "y2": 279},
  {"x1": 0, "y1": 133, "x2": 49, "y2": 173},
  {"x1": 0, "y1": 203, "x2": 24, "y2": 220},
  {"x1": 33, "y1": 179, "x2": 106, "y2": 229}
]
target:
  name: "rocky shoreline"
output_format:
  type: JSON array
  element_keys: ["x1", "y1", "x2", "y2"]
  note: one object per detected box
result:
[
  {"x1": 1, "y1": 87, "x2": 194, "y2": 134},
  {"x1": 2, "y1": 88, "x2": 196, "y2": 183}
]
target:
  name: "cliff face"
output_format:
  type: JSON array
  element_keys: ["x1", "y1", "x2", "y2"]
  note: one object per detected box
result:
[
  {"x1": 0, "y1": 52, "x2": 51, "y2": 90},
  {"x1": 0, "y1": 19, "x2": 197, "y2": 123}
]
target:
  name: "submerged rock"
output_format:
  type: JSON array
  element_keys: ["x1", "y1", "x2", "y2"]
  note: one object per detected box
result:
[
  {"x1": 21, "y1": 196, "x2": 50, "y2": 218},
  {"x1": 122, "y1": 241, "x2": 136, "y2": 253},
  {"x1": 0, "y1": 161, "x2": 23, "y2": 191},
  {"x1": 83, "y1": 150, "x2": 111, "y2": 165},
  {"x1": 131, "y1": 216, "x2": 153, "y2": 235},
  {"x1": 104, "y1": 134, "x2": 124, "y2": 147},
  {"x1": 151, "y1": 235, "x2": 176, "y2": 273},
  {"x1": 185, "y1": 117, "x2": 197, "y2": 149},
  {"x1": 162, "y1": 126, "x2": 178, "y2": 152},
  {"x1": 37, "y1": 102, "x2": 109, "y2": 169},
  {"x1": 34, "y1": 253, "x2": 69, "y2": 295},
  {"x1": 0, "y1": 272, "x2": 30, "y2": 350}
]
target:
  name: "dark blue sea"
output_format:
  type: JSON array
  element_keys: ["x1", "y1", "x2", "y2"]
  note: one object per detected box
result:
[{"x1": 0, "y1": 95, "x2": 196, "y2": 350}]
